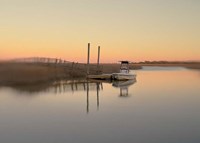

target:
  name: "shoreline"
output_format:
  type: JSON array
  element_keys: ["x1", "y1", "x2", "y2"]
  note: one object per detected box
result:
[{"x1": 0, "y1": 62, "x2": 199, "y2": 86}]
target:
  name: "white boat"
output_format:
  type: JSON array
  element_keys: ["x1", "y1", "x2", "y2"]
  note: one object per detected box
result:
[
  {"x1": 112, "y1": 73, "x2": 136, "y2": 80},
  {"x1": 112, "y1": 61, "x2": 136, "y2": 81}
]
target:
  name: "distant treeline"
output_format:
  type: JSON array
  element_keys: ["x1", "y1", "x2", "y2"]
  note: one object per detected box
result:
[{"x1": 134, "y1": 61, "x2": 200, "y2": 64}]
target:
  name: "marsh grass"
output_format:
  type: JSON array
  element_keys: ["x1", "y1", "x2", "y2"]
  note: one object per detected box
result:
[
  {"x1": 0, "y1": 62, "x2": 78, "y2": 85},
  {"x1": 0, "y1": 62, "x2": 120, "y2": 86}
]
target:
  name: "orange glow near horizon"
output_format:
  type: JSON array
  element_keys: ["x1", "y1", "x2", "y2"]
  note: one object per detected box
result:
[{"x1": 0, "y1": 0, "x2": 200, "y2": 63}]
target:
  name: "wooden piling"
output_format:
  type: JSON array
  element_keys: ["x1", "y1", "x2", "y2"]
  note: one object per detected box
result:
[
  {"x1": 97, "y1": 46, "x2": 100, "y2": 74},
  {"x1": 87, "y1": 43, "x2": 90, "y2": 76}
]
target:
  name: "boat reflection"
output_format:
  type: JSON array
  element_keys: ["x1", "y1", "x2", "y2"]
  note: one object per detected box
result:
[{"x1": 112, "y1": 80, "x2": 136, "y2": 97}]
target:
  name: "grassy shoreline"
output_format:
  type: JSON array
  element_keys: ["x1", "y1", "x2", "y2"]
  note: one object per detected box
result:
[
  {"x1": 0, "y1": 62, "x2": 122, "y2": 86},
  {"x1": 0, "y1": 62, "x2": 200, "y2": 86}
]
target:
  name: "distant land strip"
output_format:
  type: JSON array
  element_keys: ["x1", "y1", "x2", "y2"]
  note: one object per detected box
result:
[{"x1": 0, "y1": 57, "x2": 200, "y2": 86}]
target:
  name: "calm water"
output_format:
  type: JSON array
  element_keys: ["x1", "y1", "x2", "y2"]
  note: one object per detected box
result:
[{"x1": 0, "y1": 67, "x2": 200, "y2": 143}]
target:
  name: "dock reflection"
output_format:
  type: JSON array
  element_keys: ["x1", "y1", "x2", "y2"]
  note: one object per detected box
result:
[{"x1": 52, "y1": 80, "x2": 103, "y2": 94}]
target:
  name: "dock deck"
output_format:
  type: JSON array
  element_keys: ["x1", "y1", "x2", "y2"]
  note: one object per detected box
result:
[
  {"x1": 88, "y1": 74, "x2": 112, "y2": 80},
  {"x1": 88, "y1": 73, "x2": 136, "y2": 81}
]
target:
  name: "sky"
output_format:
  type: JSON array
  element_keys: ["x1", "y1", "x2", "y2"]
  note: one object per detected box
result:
[{"x1": 0, "y1": 0, "x2": 200, "y2": 63}]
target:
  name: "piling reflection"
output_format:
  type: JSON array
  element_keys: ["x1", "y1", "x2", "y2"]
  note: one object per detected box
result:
[{"x1": 86, "y1": 81, "x2": 103, "y2": 113}]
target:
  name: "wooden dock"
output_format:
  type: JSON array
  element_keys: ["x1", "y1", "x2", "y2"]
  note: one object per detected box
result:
[{"x1": 88, "y1": 74, "x2": 112, "y2": 80}]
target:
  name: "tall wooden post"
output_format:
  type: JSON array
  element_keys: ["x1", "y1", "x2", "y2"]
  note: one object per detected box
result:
[
  {"x1": 97, "y1": 46, "x2": 100, "y2": 67},
  {"x1": 87, "y1": 43, "x2": 90, "y2": 76},
  {"x1": 97, "y1": 46, "x2": 100, "y2": 74}
]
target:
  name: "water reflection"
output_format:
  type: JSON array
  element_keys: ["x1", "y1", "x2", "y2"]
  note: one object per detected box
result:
[
  {"x1": 7, "y1": 80, "x2": 103, "y2": 94},
  {"x1": 0, "y1": 68, "x2": 200, "y2": 143},
  {"x1": 86, "y1": 81, "x2": 103, "y2": 113},
  {"x1": 2, "y1": 79, "x2": 136, "y2": 113},
  {"x1": 112, "y1": 80, "x2": 136, "y2": 97}
]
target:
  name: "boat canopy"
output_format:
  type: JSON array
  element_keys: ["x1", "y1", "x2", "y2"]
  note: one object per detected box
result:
[
  {"x1": 119, "y1": 61, "x2": 130, "y2": 64},
  {"x1": 119, "y1": 61, "x2": 130, "y2": 74}
]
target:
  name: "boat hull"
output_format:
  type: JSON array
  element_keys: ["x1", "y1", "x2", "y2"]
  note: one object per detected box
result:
[{"x1": 112, "y1": 73, "x2": 136, "y2": 81}]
